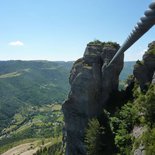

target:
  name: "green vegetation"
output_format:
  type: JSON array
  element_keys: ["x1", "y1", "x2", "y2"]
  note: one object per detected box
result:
[
  {"x1": 0, "y1": 60, "x2": 72, "y2": 133},
  {"x1": 0, "y1": 103, "x2": 64, "y2": 154},
  {"x1": 34, "y1": 141, "x2": 63, "y2": 155},
  {"x1": 88, "y1": 40, "x2": 120, "y2": 49},
  {"x1": 85, "y1": 118, "x2": 104, "y2": 155},
  {"x1": 147, "y1": 42, "x2": 155, "y2": 55},
  {"x1": 110, "y1": 102, "x2": 136, "y2": 154},
  {"x1": 148, "y1": 48, "x2": 155, "y2": 55},
  {"x1": 147, "y1": 49, "x2": 155, "y2": 55},
  {"x1": 135, "y1": 60, "x2": 144, "y2": 66},
  {"x1": 143, "y1": 128, "x2": 155, "y2": 155},
  {"x1": 84, "y1": 75, "x2": 155, "y2": 155},
  {"x1": 109, "y1": 83, "x2": 155, "y2": 155}
]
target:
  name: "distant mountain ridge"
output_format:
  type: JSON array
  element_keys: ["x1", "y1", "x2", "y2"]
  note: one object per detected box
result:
[
  {"x1": 0, "y1": 60, "x2": 73, "y2": 103},
  {"x1": 120, "y1": 61, "x2": 135, "y2": 80}
]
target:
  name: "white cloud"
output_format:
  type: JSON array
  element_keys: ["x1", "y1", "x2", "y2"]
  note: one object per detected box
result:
[{"x1": 9, "y1": 40, "x2": 24, "y2": 46}]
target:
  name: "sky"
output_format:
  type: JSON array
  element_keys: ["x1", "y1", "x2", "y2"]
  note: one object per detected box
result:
[{"x1": 0, "y1": 0, "x2": 155, "y2": 61}]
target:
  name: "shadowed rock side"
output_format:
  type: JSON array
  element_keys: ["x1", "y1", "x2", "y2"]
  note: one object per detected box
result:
[
  {"x1": 62, "y1": 42, "x2": 124, "y2": 155},
  {"x1": 133, "y1": 41, "x2": 155, "y2": 90},
  {"x1": 129, "y1": 41, "x2": 155, "y2": 155}
]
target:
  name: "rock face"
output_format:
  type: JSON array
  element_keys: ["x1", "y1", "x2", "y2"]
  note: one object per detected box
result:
[
  {"x1": 62, "y1": 42, "x2": 124, "y2": 155},
  {"x1": 152, "y1": 72, "x2": 155, "y2": 84},
  {"x1": 132, "y1": 42, "x2": 155, "y2": 155},
  {"x1": 133, "y1": 41, "x2": 155, "y2": 90}
]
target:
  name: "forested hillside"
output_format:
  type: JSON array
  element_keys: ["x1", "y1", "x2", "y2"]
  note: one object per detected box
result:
[{"x1": 0, "y1": 60, "x2": 73, "y2": 132}]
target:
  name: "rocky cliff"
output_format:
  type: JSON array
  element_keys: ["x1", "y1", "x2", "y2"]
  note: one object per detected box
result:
[
  {"x1": 132, "y1": 41, "x2": 155, "y2": 155},
  {"x1": 62, "y1": 41, "x2": 124, "y2": 155},
  {"x1": 133, "y1": 41, "x2": 155, "y2": 90}
]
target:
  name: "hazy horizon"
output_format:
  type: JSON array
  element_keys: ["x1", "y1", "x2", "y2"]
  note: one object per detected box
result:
[{"x1": 0, "y1": 59, "x2": 137, "y2": 62}]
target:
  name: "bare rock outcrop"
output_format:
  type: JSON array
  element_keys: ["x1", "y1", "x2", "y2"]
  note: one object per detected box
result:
[{"x1": 62, "y1": 41, "x2": 124, "y2": 155}]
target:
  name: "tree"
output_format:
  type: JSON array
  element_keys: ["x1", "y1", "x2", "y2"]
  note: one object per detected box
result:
[{"x1": 85, "y1": 118, "x2": 104, "y2": 155}]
